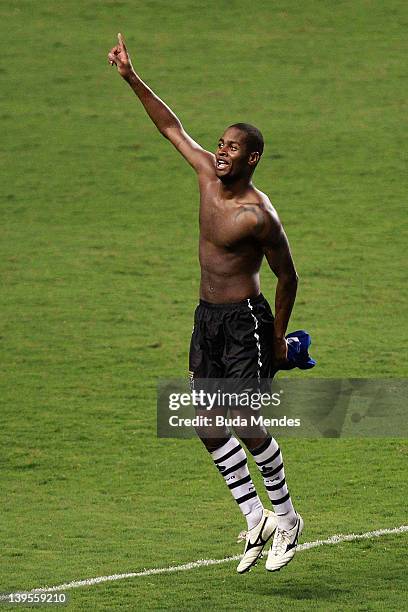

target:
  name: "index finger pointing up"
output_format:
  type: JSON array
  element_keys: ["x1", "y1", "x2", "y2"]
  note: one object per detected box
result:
[{"x1": 118, "y1": 32, "x2": 127, "y2": 51}]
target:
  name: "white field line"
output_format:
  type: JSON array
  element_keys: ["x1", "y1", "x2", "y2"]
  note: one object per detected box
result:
[{"x1": 2, "y1": 525, "x2": 407, "y2": 596}]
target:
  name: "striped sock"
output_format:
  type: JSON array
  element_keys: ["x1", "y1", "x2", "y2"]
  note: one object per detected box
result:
[
  {"x1": 251, "y1": 436, "x2": 297, "y2": 530},
  {"x1": 211, "y1": 437, "x2": 263, "y2": 530}
]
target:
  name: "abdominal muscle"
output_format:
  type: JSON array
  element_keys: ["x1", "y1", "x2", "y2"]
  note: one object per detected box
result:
[{"x1": 199, "y1": 237, "x2": 263, "y2": 303}]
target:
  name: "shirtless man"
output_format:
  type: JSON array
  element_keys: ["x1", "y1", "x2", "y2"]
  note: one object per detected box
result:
[{"x1": 108, "y1": 34, "x2": 303, "y2": 574}]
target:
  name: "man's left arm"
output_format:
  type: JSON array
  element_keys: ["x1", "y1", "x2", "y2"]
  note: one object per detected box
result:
[
  {"x1": 234, "y1": 204, "x2": 298, "y2": 364},
  {"x1": 261, "y1": 213, "x2": 298, "y2": 364}
]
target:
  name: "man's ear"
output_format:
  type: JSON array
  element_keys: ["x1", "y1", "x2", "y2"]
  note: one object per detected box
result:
[{"x1": 248, "y1": 151, "x2": 260, "y2": 166}]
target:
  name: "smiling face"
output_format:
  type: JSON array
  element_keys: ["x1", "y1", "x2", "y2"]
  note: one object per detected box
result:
[{"x1": 215, "y1": 127, "x2": 260, "y2": 182}]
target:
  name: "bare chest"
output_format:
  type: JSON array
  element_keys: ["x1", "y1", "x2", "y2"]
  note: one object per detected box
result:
[{"x1": 199, "y1": 188, "x2": 250, "y2": 249}]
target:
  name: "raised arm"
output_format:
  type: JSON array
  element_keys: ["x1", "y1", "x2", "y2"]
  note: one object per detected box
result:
[{"x1": 108, "y1": 34, "x2": 214, "y2": 175}]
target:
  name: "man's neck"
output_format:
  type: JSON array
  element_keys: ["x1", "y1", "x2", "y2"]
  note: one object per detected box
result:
[{"x1": 219, "y1": 176, "x2": 254, "y2": 200}]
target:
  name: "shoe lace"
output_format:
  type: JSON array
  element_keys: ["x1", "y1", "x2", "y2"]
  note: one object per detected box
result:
[{"x1": 272, "y1": 527, "x2": 291, "y2": 556}]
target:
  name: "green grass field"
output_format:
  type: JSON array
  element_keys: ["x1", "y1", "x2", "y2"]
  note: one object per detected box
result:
[{"x1": 1, "y1": 1, "x2": 407, "y2": 609}]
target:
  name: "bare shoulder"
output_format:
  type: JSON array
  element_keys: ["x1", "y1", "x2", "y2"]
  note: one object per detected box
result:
[
  {"x1": 235, "y1": 188, "x2": 281, "y2": 237},
  {"x1": 253, "y1": 188, "x2": 281, "y2": 222},
  {"x1": 199, "y1": 153, "x2": 217, "y2": 177},
  {"x1": 170, "y1": 127, "x2": 216, "y2": 175},
  {"x1": 198, "y1": 150, "x2": 217, "y2": 174}
]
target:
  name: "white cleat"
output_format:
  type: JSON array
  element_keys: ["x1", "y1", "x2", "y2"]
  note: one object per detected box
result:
[
  {"x1": 265, "y1": 513, "x2": 304, "y2": 572},
  {"x1": 237, "y1": 509, "x2": 278, "y2": 574}
]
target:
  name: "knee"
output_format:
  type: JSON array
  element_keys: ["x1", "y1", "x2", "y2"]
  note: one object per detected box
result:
[
  {"x1": 194, "y1": 421, "x2": 230, "y2": 444},
  {"x1": 199, "y1": 436, "x2": 231, "y2": 453},
  {"x1": 234, "y1": 426, "x2": 269, "y2": 452}
]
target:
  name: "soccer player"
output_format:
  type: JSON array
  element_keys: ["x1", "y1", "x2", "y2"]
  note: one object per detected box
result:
[{"x1": 108, "y1": 34, "x2": 303, "y2": 573}]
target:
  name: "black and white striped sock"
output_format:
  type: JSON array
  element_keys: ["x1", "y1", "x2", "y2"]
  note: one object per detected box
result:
[
  {"x1": 251, "y1": 436, "x2": 296, "y2": 530},
  {"x1": 211, "y1": 437, "x2": 263, "y2": 530}
]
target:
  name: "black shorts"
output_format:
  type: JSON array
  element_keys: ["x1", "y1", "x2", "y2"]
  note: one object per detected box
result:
[{"x1": 189, "y1": 293, "x2": 275, "y2": 391}]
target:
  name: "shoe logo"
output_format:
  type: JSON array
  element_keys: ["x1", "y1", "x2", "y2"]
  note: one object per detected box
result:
[
  {"x1": 286, "y1": 519, "x2": 301, "y2": 552},
  {"x1": 246, "y1": 518, "x2": 269, "y2": 551}
]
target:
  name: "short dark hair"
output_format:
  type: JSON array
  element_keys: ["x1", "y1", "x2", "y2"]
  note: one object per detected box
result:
[{"x1": 228, "y1": 122, "x2": 264, "y2": 156}]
